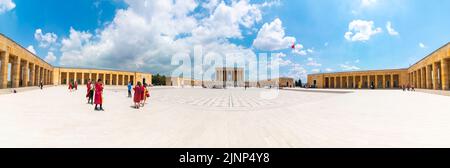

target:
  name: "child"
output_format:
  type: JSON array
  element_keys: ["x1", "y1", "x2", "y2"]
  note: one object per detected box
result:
[
  {"x1": 133, "y1": 82, "x2": 142, "y2": 109},
  {"x1": 86, "y1": 79, "x2": 91, "y2": 103},
  {"x1": 94, "y1": 79, "x2": 104, "y2": 111},
  {"x1": 88, "y1": 81, "x2": 94, "y2": 104}
]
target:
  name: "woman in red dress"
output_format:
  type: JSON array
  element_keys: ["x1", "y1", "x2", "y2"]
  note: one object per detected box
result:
[
  {"x1": 133, "y1": 82, "x2": 142, "y2": 109},
  {"x1": 68, "y1": 82, "x2": 73, "y2": 91},
  {"x1": 94, "y1": 79, "x2": 104, "y2": 111}
]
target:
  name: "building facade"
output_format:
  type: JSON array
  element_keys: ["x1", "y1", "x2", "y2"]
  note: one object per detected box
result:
[
  {"x1": 0, "y1": 33, "x2": 151, "y2": 89},
  {"x1": 307, "y1": 42, "x2": 450, "y2": 90}
]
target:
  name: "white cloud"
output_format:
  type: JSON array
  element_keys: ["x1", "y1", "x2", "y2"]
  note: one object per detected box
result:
[
  {"x1": 306, "y1": 57, "x2": 321, "y2": 67},
  {"x1": 26, "y1": 45, "x2": 36, "y2": 54},
  {"x1": 340, "y1": 64, "x2": 360, "y2": 71},
  {"x1": 271, "y1": 52, "x2": 291, "y2": 67},
  {"x1": 34, "y1": 29, "x2": 58, "y2": 48},
  {"x1": 286, "y1": 63, "x2": 307, "y2": 80},
  {"x1": 45, "y1": 52, "x2": 57, "y2": 63},
  {"x1": 419, "y1": 43, "x2": 426, "y2": 48},
  {"x1": 325, "y1": 68, "x2": 334, "y2": 72},
  {"x1": 344, "y1": 20, "x2": 382, "y2": 42},
  {"x1": 0, "y1": 0, "x2": 15, "y2": 13},
  {"x1": 311, "y1": 69, "x2": 320, "y2": 73},
  {"x1": 59, "y1": 0, "x2": 269, "y2": 78},
  {"x1": 252, "y1": 18, "x2": 296, "y2": 51},
  {"x1": 361, "y1": 0, "x2": 377, "y2": 7},
  {"x1": 354, "y1": 59, "x2": 360, "y2": 63},
  {"x1": 386, "y1": 21, "x2": 399, "y2": 36}
]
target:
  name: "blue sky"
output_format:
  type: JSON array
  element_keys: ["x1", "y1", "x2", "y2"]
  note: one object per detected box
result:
[{"x1": 1, "y1": 0, "x2": 449, "y2": 81}]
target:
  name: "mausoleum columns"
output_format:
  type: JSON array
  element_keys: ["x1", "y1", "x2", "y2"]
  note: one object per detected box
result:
[
  {"x1": 0, "y1": 51, "x2": 9, "y2": 89},
  {"x1": 11, "y1": 56, "x2": 21, "y2": 88},
  {"x1": 441, "y1": 59, "x2": 449, "y2": 90}
]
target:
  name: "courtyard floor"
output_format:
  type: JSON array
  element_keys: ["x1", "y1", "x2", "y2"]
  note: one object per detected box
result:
[{"x1": 1, "y1": 86, "x2": 450, "y2": 148}]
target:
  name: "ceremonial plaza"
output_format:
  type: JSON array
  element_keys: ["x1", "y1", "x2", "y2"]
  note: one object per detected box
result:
[{"x1": 2, "y1": 33, "x2": 450, "y2": 148}]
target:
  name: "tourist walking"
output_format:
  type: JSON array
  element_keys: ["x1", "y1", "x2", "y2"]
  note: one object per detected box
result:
[
  {"x1": 39, "y1": 80, "x2": 43, "y2": 90},
  {"x1": 140, "y1": 83, "x2": 146, "y2": 107},
  {"x1": 94, "y1": 79, "x2": 104, "y2": 111},
  {"x1": 68, "y1": 82, "x2": 73, "y2": 92},
  {"x1": 133, "y1": 82, "x2": 143, "y2": 109},
  {"x1": 127, "y1": 81, "x2": 132, "y2": 98},
  {"x1": 143, "y1": 85, "x2": 149, "y2": 106},
  {"x1": 86, "y1": 79, "x2": 92, "y2": 104},
  {"x1": 74, "y1": 81, "x2": 78, "y2": 90},
  {"x1": 88, "y1": 82, "x2": 94, "y2": 104},
  {"x1": 411, "y1": 84, "x2": 415, "y2": 91}
]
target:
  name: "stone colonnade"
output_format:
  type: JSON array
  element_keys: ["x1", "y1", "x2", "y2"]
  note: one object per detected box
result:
[
  {"x1": 323, "y1": 73, "x2": 402, "y2": 89},
  {"x1": 1, "y1": 38, "x2": 53, "y2": 89},
  {"x1": 55, "y1": 68, "x2": 152, "y2": 86},
  {"x1": 408, "y1": 59, "x2": 449, "y2": 90}
]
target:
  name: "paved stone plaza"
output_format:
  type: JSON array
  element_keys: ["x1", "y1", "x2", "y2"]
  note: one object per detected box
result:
[{"x1": 1, "y1": 86, "x2": 450, "y2": 148}]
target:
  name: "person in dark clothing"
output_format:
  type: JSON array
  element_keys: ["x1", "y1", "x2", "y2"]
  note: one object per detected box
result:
[{"x1": 39, "y1": 80, "x2": 43, "y2": 90}]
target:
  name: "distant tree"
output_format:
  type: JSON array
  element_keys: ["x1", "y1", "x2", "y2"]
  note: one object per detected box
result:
[
  {"x1": 152, "y1": 74, "x2": 166, "y2": 86},
  {"x1": 298, "y1": 79, "x2": 302, "y2": 87},
  {"x1": 162, "y1": 75, "x2": 167, "y2": 85}
]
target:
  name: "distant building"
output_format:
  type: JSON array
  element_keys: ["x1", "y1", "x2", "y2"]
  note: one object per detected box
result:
[
  {"x1": 307, "y1": 42, "x2": 450, "y2": 90},
  {"x1": 0, "y1": 33, "x2": 151, "y2": 89}
]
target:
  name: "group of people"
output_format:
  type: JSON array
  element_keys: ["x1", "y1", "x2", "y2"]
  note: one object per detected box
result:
[
  {"x1": 402, "y1": 84, "x2": 416, "y2": 91},
  {"x1": 84, "y1": 79, "x2": 104, "y2": 111},
  {"x1": 132, "y1": 82, "x2": 150, "y2": 109},
  {"x1": 68, "y1": 81, "x2": 78, "y2": 91},
  {"x1": 77, "y1": 79, "x2": 149, "y2": 111}
]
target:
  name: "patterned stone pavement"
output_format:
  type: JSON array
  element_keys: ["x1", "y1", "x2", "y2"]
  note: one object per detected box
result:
[{"x1": 2, "y1": 86, "x2": 450, "y2": 147}]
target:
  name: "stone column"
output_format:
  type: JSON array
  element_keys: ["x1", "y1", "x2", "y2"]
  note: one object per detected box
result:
[
  {"x1": 23, "y1": 61, "x2": 29, "y2": 87},
  {"x1": 433, "y1": 62, "x2": 439, "y2": 90},
  {"x1": 426, "y1": 65, "x2": 432, "y2": 89},
  {"x1": 346, "y1": 76, "x2": 350, "y2": 88},
  {"x1": 81, "y1": 73, "x2": 85, "y2": 85},
  {"x1": 109, "y1": 74, "x2": 112, "y2": 86},
  {"x1": 441, "y1": 59, "x2": 449, "y2": 90},
  {"x1": 382, "y1": 75, "x2": 386, "y2": 89},
  {"x1": 11, "y1": 57, "x2": 21, "y2": 88},
  {"x1": 389, "y1": 74, "x2": 394, "y2": 89},
  {"x1": 374, "y1": 75, "x2": 378, "y2": 88},
  {"x1": 416, "y1": 70, "x2": 420, "y2": 88},
  {"x1": 0, "y1": 52, "x2": 9, "y2": 89},
  {"x1": 115, "y1": 74, "x2": 118, "y2": 85},
  {"x1": 422, "y1": 69, "x2": 426, "y2": 88},
  {"x1": 35, "y1": 66, "x2": 40, "y2": 85},
  {"x1": 352, "y1": 76, "x2": 356, "y2": 88},
  {"x1": 29, "y1": 63, "x2": 35, "y2": 86}
]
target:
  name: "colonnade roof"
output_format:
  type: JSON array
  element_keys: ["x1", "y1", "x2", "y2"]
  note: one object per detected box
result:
[
  {"x1": 55, "y1": 66, "x2": 152, "y2": 74},
  {"x1": 1, "y1": 33, "x2": 152, "y2": 75},
  {"x1": 309, "y1": 68, "x2": 408, "y2": 76},
  {"x1": 0, "y1": 33, "x2": 53, "y2": 68},
  {"x1": 309, "y1": 42, "x2": 450, "y2": 76},
  {"x1": 409, "y1": 42, "x2": 450, "y2": 67}
]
